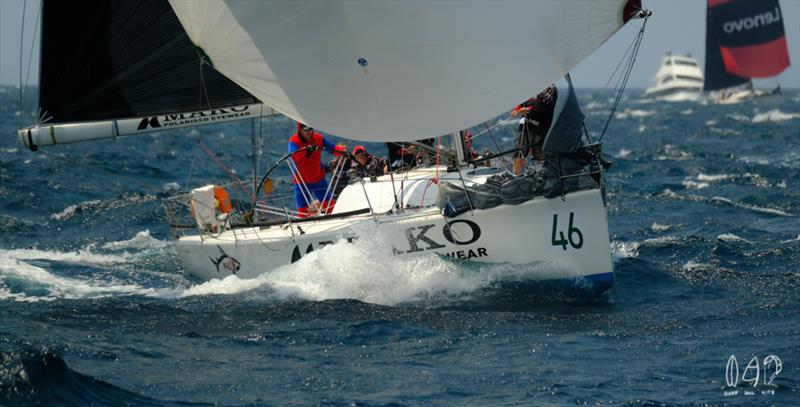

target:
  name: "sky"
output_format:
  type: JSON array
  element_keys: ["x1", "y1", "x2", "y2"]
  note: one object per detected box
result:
[{"x1": 1, "y1": 0, "x2": 799, "y2": 89}]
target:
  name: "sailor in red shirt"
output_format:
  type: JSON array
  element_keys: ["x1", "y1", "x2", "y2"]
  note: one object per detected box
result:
[{"x1": 288, "y1": 123, "x2": 342, "y2": 217}]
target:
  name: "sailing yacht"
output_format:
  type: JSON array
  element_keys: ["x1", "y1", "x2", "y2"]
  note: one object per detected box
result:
[
  {"x1": 18, "y1": 0, "x2": 650, "y2": 295},
  {"x1": 645, "y1": 53, "x2": 704, "y2": 101},
  {"x1": 704, "y1": 0, "x2": 790, "y2": 104}
]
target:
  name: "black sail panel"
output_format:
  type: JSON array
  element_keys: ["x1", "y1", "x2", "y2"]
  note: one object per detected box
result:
[
  {"x1": 39, "y1": 0, "x2": 258, "y2": 124},
  {"x1": 704, "y1": 0, "x2": 748, "y2": 91}
]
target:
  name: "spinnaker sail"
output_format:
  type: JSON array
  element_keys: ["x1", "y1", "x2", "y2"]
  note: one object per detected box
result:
[
  {"x1": 704, "y1": 0, "x2": 790, "y2": 91},
  {"x1": 170, "y1": 0, "x2": 643, "y2": 142}
]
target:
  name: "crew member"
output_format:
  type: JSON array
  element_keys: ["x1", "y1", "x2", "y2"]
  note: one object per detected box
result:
[
  {"x1": 351, "y1": 145, "x2": 388, "y2": 178},
  {"x1": 511, "y1": 84, "x2": 557, "y2": 173},
  {"x1": 288, "y1": 123, "x2": 341, "y2": 217}
]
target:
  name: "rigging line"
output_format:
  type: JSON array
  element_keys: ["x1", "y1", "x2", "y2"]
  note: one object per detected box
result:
[
  {"x1": 483, "y1": 122, "x2": 511, "y2": 168},
  {"x1": 251, "y1": 116, "x2": 258, "y2": 197},
  {"x1": 287, "y1": 158, "x2": 316, "y2": 214},
  {"x1": 18, "y1": 0, "x2": 26, "y2": 130},
  {"x1": 468, "y1": 119, "x2": 503, "y2": 140},
  {"x1": 186, "y1": 153, "x2": 198, "y2": 190},
  {"x1": 197, "y1": 52, "x2": 213, "y2": 111},
  {"x1": 599, "y1": 16, "x2": 649, "y2": 142},
  {"x1": 320, "y1": 154, "x2": 346, "y2": 212},
  {"x1": 585, "y1": 29, "x2": 639, "y2": 119},
  {"x1": 196, "y1": 139, "x2": 253, "y2": 199},
  {"x1": 23, "y1": 1, "x2": 41, "y2": 104}
]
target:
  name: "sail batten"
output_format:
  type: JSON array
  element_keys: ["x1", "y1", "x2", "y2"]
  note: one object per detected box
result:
[{"x1": 170, "y1": 0, "x2": 640, "y2": 142}]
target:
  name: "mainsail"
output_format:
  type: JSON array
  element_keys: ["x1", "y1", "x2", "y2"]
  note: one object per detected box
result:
[
  {"x1": 19, "y1": 0, "x2": 273, "y2": 150},
  {"x1": 170, "y1": 0, "x2": 643, "y2": 142},
  {"x1": 704, "y1": 0, "x2": 790, "y2": 91}
]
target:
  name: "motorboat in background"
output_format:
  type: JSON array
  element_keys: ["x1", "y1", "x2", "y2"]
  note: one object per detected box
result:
[
  {"x1": 644, "y1": 53, "x2": 704, "y2": 102},
  {"x1": 704, "y1": 0, "x2": 790, "y2": 104}
]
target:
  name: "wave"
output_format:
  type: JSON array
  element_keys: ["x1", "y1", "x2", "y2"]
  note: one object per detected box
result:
[
  {"x1": 1, "y1": 230, "x2": 596, "y2": 305},
  {"x1": 659, "y1": 189, "x2": 792, "y2": 217},
  {"x1": 611, "y1": 240, "x2": 639, "y2": 259},
  {"x1": 708, "y1": 196, "x2": 792, "y2": 217},
  {"x1": 682, "y1": 173, "x2": 735, "y2": 190},
  {"x1": 650, "y1": 223, "x2": 676, "y2": 232},
  {"x1": 752, "y1": 109, "x2": 800, "y2": 123},
  {"x1": 0, "y1": 231, "x2": 177, "y2": 302},
  {"x1": 614, "y1": 109, "x2": 655, "y2": 119},
  {"x1": 102, "y1": 230, "x2": 169, "y2": 250},
  {"x1": 50, "y1": 193, "x2": 156, "y2": 221},
  {"x1": 0, "y1": 348, "x2": 193, "y2": 406},
  {"x1": 614, "y1": 149, "x2": 631, "y2": 159},
  {"x1": 51, "y1": 199, "x2": 102, "y2": 220},
  {"x1": 717, "y1": 233, "x2": 751, "y2": 243},
  {"x1": 0, "y1": 255, "x2": 158, "y2": 302},
  {"x1": 180, "y1": 235, "x2": 589, "y2": 306}
]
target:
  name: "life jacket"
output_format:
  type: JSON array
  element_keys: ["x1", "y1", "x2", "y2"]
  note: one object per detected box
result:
[{"x1": 289, "y1": 123, "x2": 326, "y2": 184}]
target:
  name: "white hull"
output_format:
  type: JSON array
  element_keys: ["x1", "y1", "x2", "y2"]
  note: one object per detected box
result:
[
  {"x1": 714, "y1": 89, "x2": 783, "y2": 105},
  {"x1": 175, "y1": 188, "x2": 614, "y2": 293},
  {"x1": 657, "y1": 90, "x2": 703, "y2": 102}
]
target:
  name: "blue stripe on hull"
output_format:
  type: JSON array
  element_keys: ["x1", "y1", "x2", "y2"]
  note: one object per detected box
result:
[{"x1": 580, "y1": 272, "x2": 615, "y2": 295}]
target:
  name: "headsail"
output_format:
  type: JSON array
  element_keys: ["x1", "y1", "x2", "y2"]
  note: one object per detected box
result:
[
  {"x1": 704, "y1": 0, "x2": 790, "y2": 91},
  {"x1": 170, "y1": 0, "x2": 643, "y2": 142},
  {"x1": 20, "y1": 0, "x2": 270, "y2": 150}
]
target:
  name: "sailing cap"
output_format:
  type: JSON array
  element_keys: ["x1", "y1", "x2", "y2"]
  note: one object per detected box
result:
[{"x1": 352, "y1": 145, "x2": 367, "y2": 155}]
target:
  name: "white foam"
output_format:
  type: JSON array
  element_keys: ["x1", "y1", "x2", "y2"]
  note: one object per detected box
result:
[
  {"x1": 681, "y1": 260, "x2": 712, "y2": 272},
  {"x1": 615, "y1": 149, "x2": 631, "y2": 159},
  {"x1": 0, "y1": 257, "x2": 155, "y2": 302},
  {"x1": 717, "y1": 233, "x2": 750, "y2": 243},
  {"x1": 697, "y1": 174, "x2": 734, "y2": 182},
  {"x1": 709, "y1": 196, "x2": 792, "y2": 217},
  {"x1": 180, "y1": 231, "x2": 581, "y2": 305},
  {"x1": 611, "y1": 240, "x2": 639, "y2": 260},
  {"x1": 51, "y1": 200, "x2": 101, "y2": 220},
  {"x1": 682, "y1": 180, "x2": 710, "y2": 190},
  {"x1": 642, "y1": 236, "x2": 681, "y2": 247},
  {"x1": 650, "y1": 223, "x2": 673, "y2": 232},
  {"x1": 3, "y1": 247, "x2": 131, "y2": 266},
  {"x1": 162, "y1": 182, "x2": 180, "y2": 191},
  {"x1": 682, "y1": 173, "x2": 734, "y2": 189},
  {"x1": 780, "y1": 235, "x2": 800, "y2": 244},
  {"x1": 752, "y1": 109, "x2": 800, "y2": 123},
  {"x1": 102, "y1": 230, "x2": 169, "y2": 250},
  {"x1": 680, "y1": 109, "x2": 693, "y2": 115},
  {"x1": 615, "y1": 109, "x2": 655, "y2": 119}
]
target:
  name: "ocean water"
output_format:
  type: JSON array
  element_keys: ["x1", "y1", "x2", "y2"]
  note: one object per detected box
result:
[{"x1": 1, "y1": 87, "x2": 799, "y2": 405}]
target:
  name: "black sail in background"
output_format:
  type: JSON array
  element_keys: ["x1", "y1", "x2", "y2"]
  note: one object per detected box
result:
[
  {"x1": 39, "y1": 0, "x2": 258, "y2": 124},
  {"x1": 704, "y1": 0, "x2": 789, "y2": 92},
  {"x1": 704, "y1": 0, "x2": 748, "y2": 91}
]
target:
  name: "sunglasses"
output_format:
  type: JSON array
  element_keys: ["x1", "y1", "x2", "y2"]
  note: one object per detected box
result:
[{"x1": 301, "y1": 126, "x2": 313, "y2": 131}]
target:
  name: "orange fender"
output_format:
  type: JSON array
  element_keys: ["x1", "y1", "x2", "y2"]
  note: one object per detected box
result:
[{"x1": 214, "y1": 186, "x2": 233, "y2": 214}]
